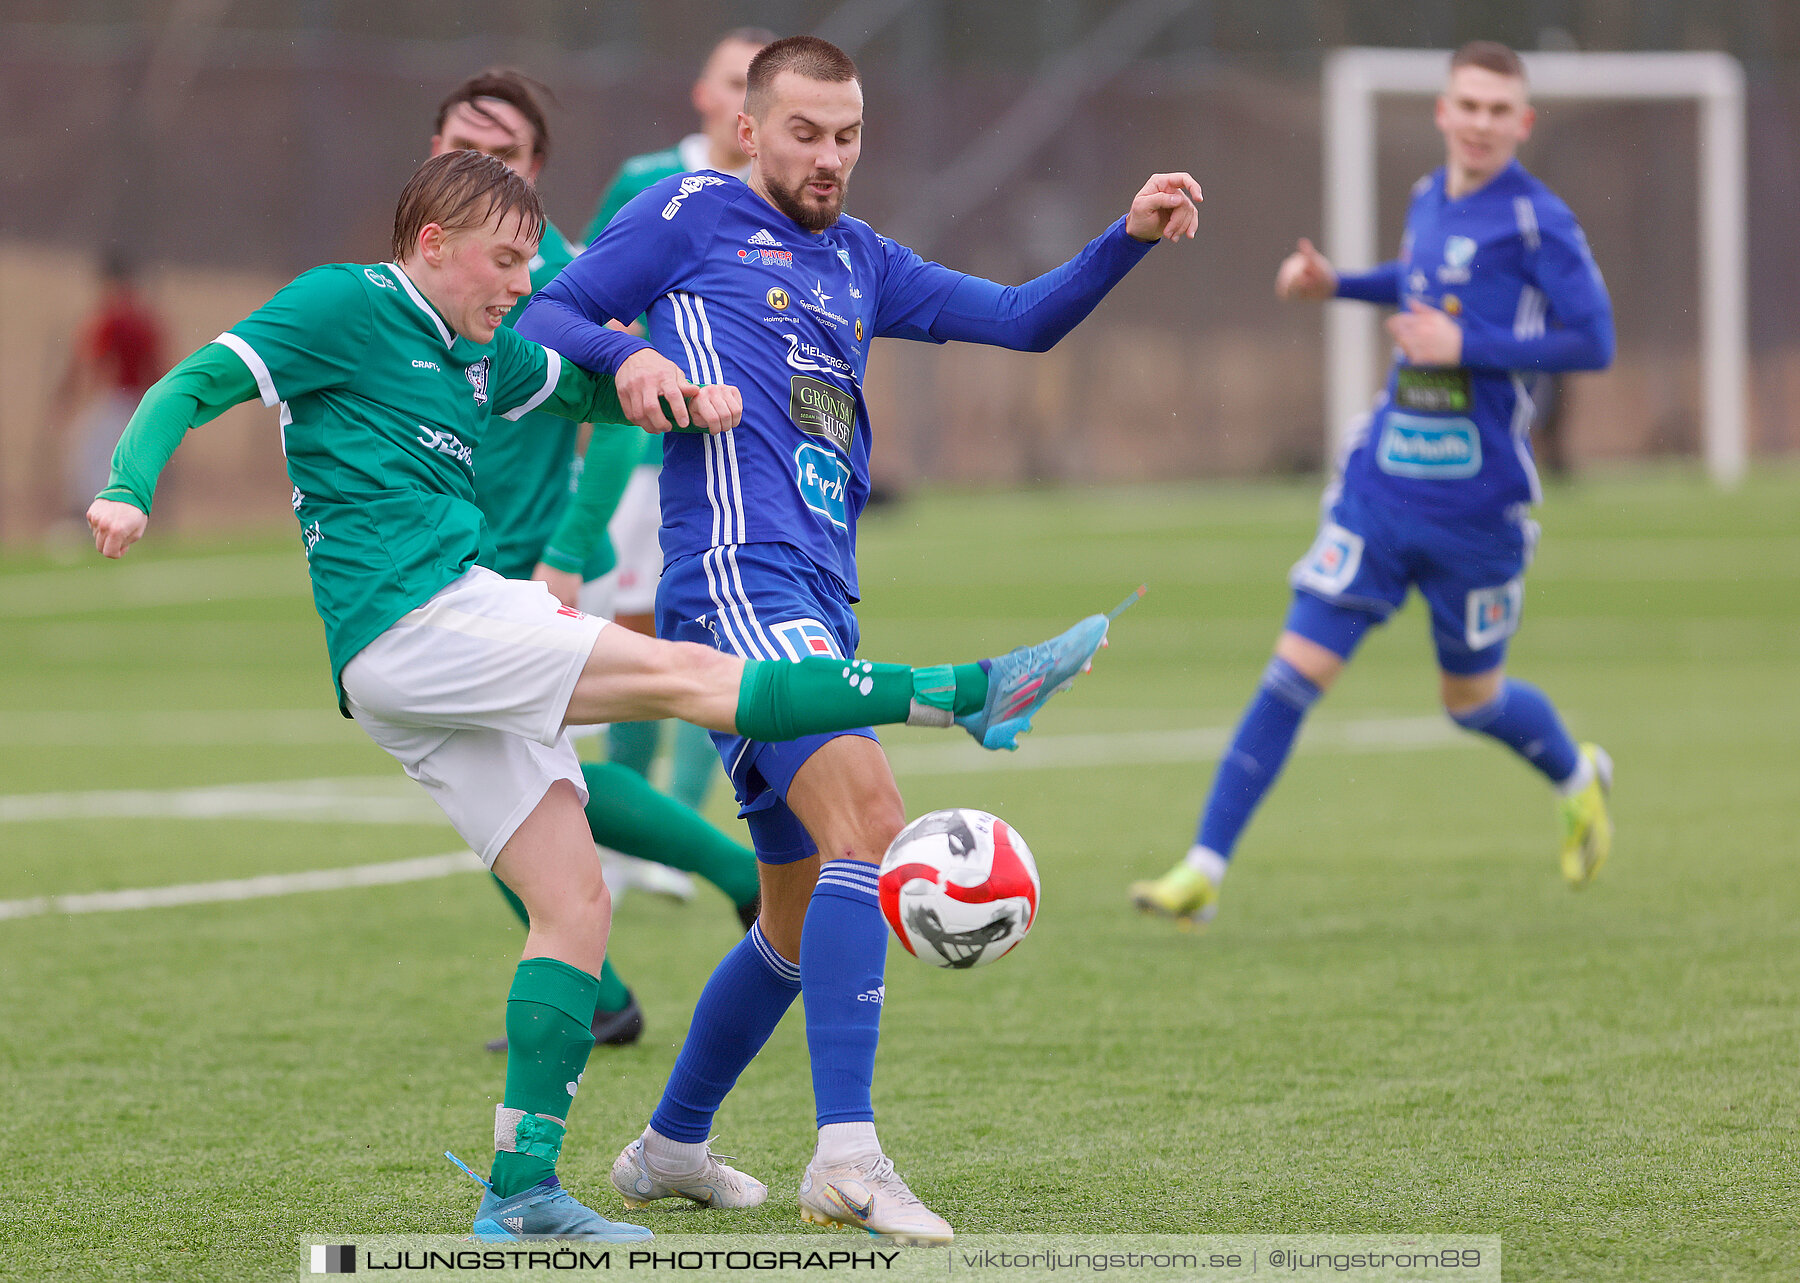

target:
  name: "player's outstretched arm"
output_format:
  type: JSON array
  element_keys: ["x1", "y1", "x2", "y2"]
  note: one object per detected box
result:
[
  {"x1": 87, "y1": 344, "x2": 261, "y2": 559},
  {"x1": 1124, "y1": 172, "x2": 1204, "y2": 243}
]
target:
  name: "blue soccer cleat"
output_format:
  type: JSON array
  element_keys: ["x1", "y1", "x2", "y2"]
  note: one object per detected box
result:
[
  {"x1": 446, "y1": 1152, "x2": 653, "y2": 1243},
  {"x1": 958, "y1": 589, "x2": 1142, "y2": 751}
]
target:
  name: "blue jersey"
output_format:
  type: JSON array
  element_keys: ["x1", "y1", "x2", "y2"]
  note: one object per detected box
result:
[
  {"x1": 1336, "y1": 160, "x2": 1613, "y2": 522},
  {"x1": 523, "y1": 172, "x2": 1155, "y2": 599}
]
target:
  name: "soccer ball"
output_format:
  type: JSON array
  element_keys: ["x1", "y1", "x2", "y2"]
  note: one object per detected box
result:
[{"x1": 877, "y1": 809, "x2": 1040, "y2": 969}]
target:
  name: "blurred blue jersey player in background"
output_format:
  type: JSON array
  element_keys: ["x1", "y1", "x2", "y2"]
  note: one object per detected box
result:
[
  {"x1": 1132, "y1": 41, "x2": 1616, "y2": 930},
  {"x1": 520, "y1": 35, "x2": 1202, "y2": 1241}
]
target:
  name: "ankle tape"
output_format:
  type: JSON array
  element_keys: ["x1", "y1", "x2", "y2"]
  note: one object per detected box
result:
[
  {"x1": 906, "y1": 664, "x2": 955, "y2": 727},
  {"x1": 495, "y1": 1106, "x2": 567, "y2": 1164}
]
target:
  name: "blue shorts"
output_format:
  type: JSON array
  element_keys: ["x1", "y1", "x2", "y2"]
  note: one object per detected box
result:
[
  {"x1": 1286, "y1": 486, "x2": 1537, "y2": 675},
  {"x1": 657, "y1": 541, "x2": 875, "y2": 864}
]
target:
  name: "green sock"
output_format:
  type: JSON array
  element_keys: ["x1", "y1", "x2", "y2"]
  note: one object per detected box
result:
[
  {"x1": 595, "y1": 956, "x2": 631, "y2": 1015},
  {"x1": 491, "y1": 957, "x2": 598, "y2": 1198},
  {"x1": 581, "y1": 761, "x2": 759, "y2": 907},
  {"x1": 490, "y1": 873, "x2": 530, "y2": 928},
  {"x1": 733, "y1": 657, "x2": 990, "y2": 742},
  {"x1": 607, "y1": 720, "x2": 660, "y2": 777},
  {"x1": 669, "y1": 719, "x2": 720, "y2": 812}
]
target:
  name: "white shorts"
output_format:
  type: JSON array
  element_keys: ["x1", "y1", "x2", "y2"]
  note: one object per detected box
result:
[
  {"x1": 341, "y1": 566, "x2": 608, "y2": 865},
  {"x1": 597, "y1": 464, "x2": 664, "y2": 616}
]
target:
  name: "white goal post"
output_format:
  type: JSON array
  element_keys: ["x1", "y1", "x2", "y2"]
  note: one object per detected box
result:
[{"x1": 1321, "y1": 48, "x2": 1747, "y2": 485}]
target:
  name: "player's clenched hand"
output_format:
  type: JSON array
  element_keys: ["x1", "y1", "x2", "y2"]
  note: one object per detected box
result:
[
  {"x1": 1387, "y1": 298, "x2": 1463, "y2": 366},
  {"x1": 531, "y1": 562, "x2": 582, "y2": 609},
  {"x1": 1276, "y1": 238, "x2": 1338, "y2": 301},
  {"x1": 685, "y1": 383, "x2": 743, "y2": 436},
  {"x1": 87, "y1": 498, "x2": 148, "y2": 560},
  {"x1": 1125, "y1": 173, "x2": 1203, "y2": 243},
  {"x1": 616, "y1": 348, "x2": 698, "y2": 433}
]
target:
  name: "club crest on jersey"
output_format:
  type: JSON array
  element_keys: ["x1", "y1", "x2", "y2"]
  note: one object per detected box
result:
[
  {"x1": 1465, "y1": 577, "x2": 1524, "y2": 650},
  {"x1": 1438, "y1": 234, "x2": 1476, "y2": 284},
  {"x1": 661, "y1": 173, "x2": 724, "y2": 220},
  {"x1": 772, "y1": 618, "x2": 843, "y2": 661},
  {"x1": 1290, "y1": 521, "x2": 1364, "y2": 597},
  {"x1": 464, "y1": 357, "x2": 490, "y2": 406}
]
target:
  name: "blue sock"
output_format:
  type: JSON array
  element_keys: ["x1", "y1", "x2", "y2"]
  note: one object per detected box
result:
[
  {"x1": 1448, "y1": 678, "x2": 1580, "y2": 785},
  {"x1": 649, "y1": 923, "x2": 800, "y2": 1143},
  {"x1": 1195, "y1": 657, "x2": 1322, "y2": 861},
  {"x1": 802, "y1": 860, "x2": 885, "y2": 1127}
]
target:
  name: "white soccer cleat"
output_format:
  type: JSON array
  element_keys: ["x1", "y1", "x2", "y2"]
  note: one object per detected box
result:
[
  {"x1": 610, "y1": 1133, "x2": 767, "y2": 1210},
  {"x1": 798, "y1": 1153, "x2": 952, "y2": 1245}
]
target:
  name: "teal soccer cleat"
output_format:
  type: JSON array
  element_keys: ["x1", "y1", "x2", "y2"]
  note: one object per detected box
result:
[
  {"x1": 447, "y1": 1152, "x2": 653, "y2": 1243},
  {"x1": 958, "y1": 588, "x2": 1142, "y2": 751}
]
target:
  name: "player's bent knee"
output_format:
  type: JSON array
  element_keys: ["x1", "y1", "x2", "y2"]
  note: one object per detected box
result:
[
  {"x1": 1441, "y1": 667, "x2": 1504, "y2": 716},
  {"x1": 1274, "y1": 631, "x2": 1346, "y2": 692}
]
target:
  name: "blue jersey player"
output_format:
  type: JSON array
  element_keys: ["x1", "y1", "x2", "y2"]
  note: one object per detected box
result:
[
  {"x1": 518, "y1": 35, "x2": 1202, "y2": 1242},
  {"x1": 1132, "y1": 41, "x2": 1616, "y2": 930}
]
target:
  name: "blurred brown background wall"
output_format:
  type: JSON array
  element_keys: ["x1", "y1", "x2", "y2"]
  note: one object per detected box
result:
[{"x1": 5, "y1": 0, "x2": 1799, "y2": 540}]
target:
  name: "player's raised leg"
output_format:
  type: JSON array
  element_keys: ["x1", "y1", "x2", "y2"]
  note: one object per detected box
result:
[{"x1": 1133, "y1": 596, "x2": 1374, "y2": 927}]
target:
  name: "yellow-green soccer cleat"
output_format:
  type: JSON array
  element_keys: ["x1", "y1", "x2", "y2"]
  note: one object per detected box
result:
[
  {"x1": 1558, "y1": 743, "x2": 1614, "y2": 889},
  {"x1": 1128, "y1": 863, "x2": 1220, "y2": 929}
]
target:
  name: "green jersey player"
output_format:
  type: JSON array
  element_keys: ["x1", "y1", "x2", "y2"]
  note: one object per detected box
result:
[
  {"x1": 428, "y1": 70, "x2": 761, "y2": 1050},
  {"x1": 581, "y1": 29, "x2": 772, "y2": 812},
  {"x1": 86, "y1": 151, "x2": 1113, "y2": 1241}
]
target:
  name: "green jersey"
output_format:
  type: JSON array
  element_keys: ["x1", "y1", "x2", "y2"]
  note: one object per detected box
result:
[{"x1": 215, "y1": 261, "x2": 625, "y2": 698}]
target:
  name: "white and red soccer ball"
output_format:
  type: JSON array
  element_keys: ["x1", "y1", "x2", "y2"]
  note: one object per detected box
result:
[{"x1": 877, "y1": 809, "x2": 1040, "y2": 969}]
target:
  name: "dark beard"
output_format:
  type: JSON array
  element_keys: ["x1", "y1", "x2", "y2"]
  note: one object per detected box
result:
[{"x1": 764, "y1": 171, "x2": 846, "y2": 231}]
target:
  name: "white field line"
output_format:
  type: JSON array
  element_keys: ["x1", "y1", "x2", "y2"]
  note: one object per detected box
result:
[
  {"x1": 0, "y1": 553, "x2": 309, "y2": 619},
  {"x1": 0, "y1": 710, "x2": 360, "y2": 747},
  {"x1": 882, "y1": 713, "x2": 1468, "y2": 775},
  {"x1": 0, "y1": 851, "x2": 482, "y2": 922},
  {"x1": 0, "y1": 776, "x2": 443, "y2": 824}
]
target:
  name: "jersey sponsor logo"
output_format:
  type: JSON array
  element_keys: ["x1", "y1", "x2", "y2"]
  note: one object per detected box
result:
[
  {"x1": 1291, "y1": 521, "x2": 1364, "y2": 597},
  {"x1": 771, "y1": 617, "x2": 844, "y2": 661},
  {"x1": 1376, "y1": 413, "x2": 1482, "y2": 479},
  {"x1": 291, "y1": 486, "x2": 305, "y2": 511},
  {"x1": 661, "y1": 173, "x2": 725, "y2": 220},
  {"x1": 855, "y1": 317, "x2": 864, "y2": 342},
  {"x1": 790, "y1": 375, "x2": 856, "y2": 453},
  {"x1": 1438, "y1": 234, "x2": 1476, "y2": 284},
  {"x1": 464, "y1": 356, "x2": 490, "y2": 406},
  {"x1": 416, "y1": 425, "x2": 474, "y2": 467},
  {"x1": 810, "y1": 280, "x2": 832, "y2": 308},
  {"x1": 794, "y1": 442, "x2": 851, "y2": 529},
  {"x1": 799, "y1": 279, "x2": 849, "y2": 328},
  {"x1": 767, "y1": 286, "x2": 791, "y2": 310},
  {"x1": 738, "y1": 245, "x2": 794, "y2": 268},
  {"x1": 301, "y1": 520, "x2": 323, "y2": 558},
  {"x1": 1465, "y1": 576, "x2": 1524, "y2": 650},
  {"x1": 749, "y1": 228, "x2": 784, "y2": 247},
  {"x1": 1394, "y1": 367, "x2": 1471, "y2": 414},
  {"x1": 364, "y1": 267, "x2": 397, "y2": 290},
  {"x1": 411, "y1": 359, "x2": 441, "y2": 372},
  {"x1": 555, "y1": 605, "x2": 588, "y2": 621},
  {"x1": 783, "y1": 333, "x2": 855, "y2": 383}
]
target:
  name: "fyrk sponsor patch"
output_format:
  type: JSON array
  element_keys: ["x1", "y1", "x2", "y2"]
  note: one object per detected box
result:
[
  {"x1": 1465, "y1": 577, "x2": 1524, "y2": 650},
  {"x1": 793, "y1": 442, "x2": 851, "y2": 529},
  {"x1": 789, "y1": 375, "x2": 855, "y2": 453}
]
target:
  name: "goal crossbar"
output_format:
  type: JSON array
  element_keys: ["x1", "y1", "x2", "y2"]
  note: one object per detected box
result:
[{"x1": 1321, "y1": 48, "x2": 1747, "y2": 485}]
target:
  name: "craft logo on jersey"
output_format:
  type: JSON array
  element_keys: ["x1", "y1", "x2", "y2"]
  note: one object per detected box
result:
[
  {"x1": 739, "y1": 229, "x2": 794, "y2": 268},
  {"x1": 1438, "y1": 234, "x2": 1477, "y2": 284},
  {"x1": 1465, "y1": 576, "x2": 1524, "y2": 650},
  {"x1": 464, "y1": 356, "x2": 490, "y2": 406},
  {"x1": 767, "y1": 286, "x2": 790, "y2": 310},
  {"x1": 790, "y1": 374, "x2": 855, "y2": 453},
  {"x1": 363, "y1": 267, "x2": 396, "y2": 291},
  {"x1": 793, "y1": 441, "x2": 851, "y2": 529},
  {"x1": 661, "y1": 173, "x2": 724, "y2": 220},
  {"x1": 772, "y1": 617, "x2": 843, "y2": 661},
  {"x1": 783, "y1": 333, "x2": 855, "y2": 384}
]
